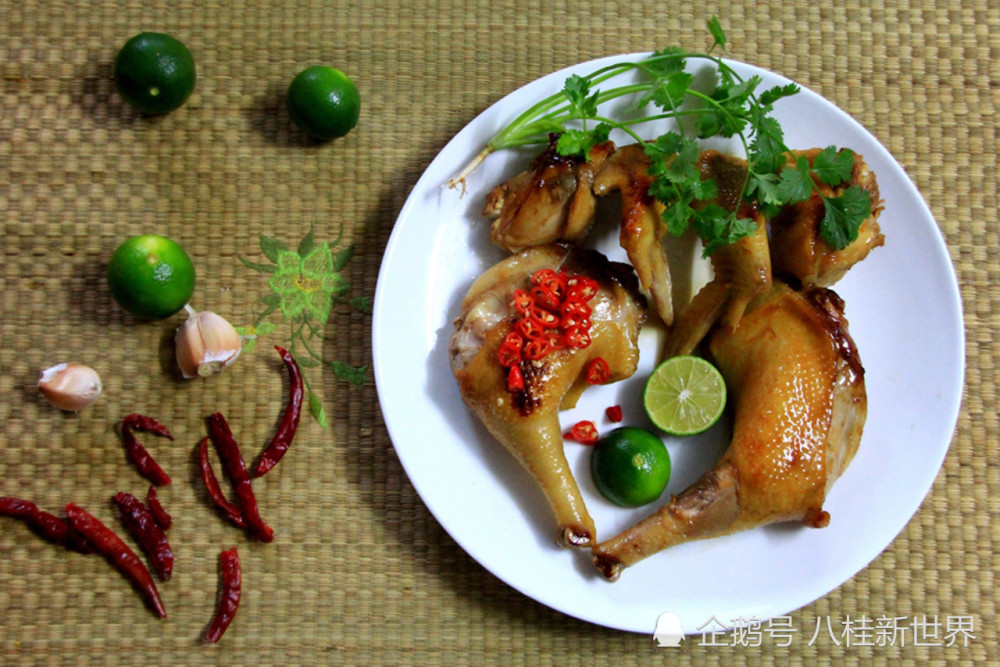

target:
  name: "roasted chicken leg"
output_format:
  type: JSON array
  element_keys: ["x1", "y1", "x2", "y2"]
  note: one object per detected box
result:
[
  {"x1": 592, "y1": 282, "x2": 866, "y2": 579},
  {"x1": 450, "y1": 243, "x2": 646, "y2": 548}
]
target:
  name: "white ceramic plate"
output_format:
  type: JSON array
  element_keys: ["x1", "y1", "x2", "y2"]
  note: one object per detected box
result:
[{"x1": 372, "y1": 55, "x2": 964, "y2": 635}]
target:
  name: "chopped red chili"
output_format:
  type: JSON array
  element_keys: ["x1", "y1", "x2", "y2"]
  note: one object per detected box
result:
[
  {"x1": 523, "y1": 338, "x2": 551, "y2": 361},
  {"x1": 204, "y1": 547, "x2": 241, "y2": 644},
  {"x1": 586, "y1": 357, "x2": 611, "y2": 385},
  {"x1": 529, "y1": 285, "x2": 561, "y2": 311},
  {"x1": 0, "y1": 497, "x2": 91, "y2": 553},
  {"x1": 566, "y1": 276, "x2": 599, "y2": 302},
  {"x1": 605, "y1": 405, "x2": 624, "y2": 423},
  {"x1": 120, "y1": 414, "x2": 173, "y2": 487},
  {"x1": 252, "y1": 346, "x2": 305, "y2": 478},
  {"x1": 529, "y1": 305, "x2": 560, "y2": 328},
  {"x1": 198, "y1": 437, "x2": 246, "y2": 529},
  {"x1": 515, "y1": 316, "x2": 545, "y2": 340},
  {"x1": 507, "y1": 365, "x2": 524, "y2": 392},
  {"x1": 560, "y1": 300, "x2": 592, "y2": 318},
  {"x1": 208, "y1": 413, "x2": 274, "y2": 543},
  {"x1": 563, "y1": 326, "x2": 592, "y2": 349},
  {"x1": 511, "y1": 289, "x2": 534, "y2": 315},
  {"x1": 113, "y1": 492, "x2": 174, "y2": 581},
  {"x1": 146, "y1": 486, "x2": 172, "y2": 530},
  {"x1": 497, "y1": 339, "x2": 522, "y2": 367},
  {"x1": 65, "y1": 503, "x2": 166, "y2": 618},
  {"x1": 567, "y1": 420, "x2": 599, "y2": 445}
]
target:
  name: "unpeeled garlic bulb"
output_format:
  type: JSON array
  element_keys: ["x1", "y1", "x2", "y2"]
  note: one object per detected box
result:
[
  {"x1": 38, "y1": 363, "x2": 102, "y2": 411},
  {"x1": 175, "y1": 309, "x2": 242, "y2": 379}
]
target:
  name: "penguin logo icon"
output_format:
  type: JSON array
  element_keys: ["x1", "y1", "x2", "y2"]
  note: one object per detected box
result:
[{"x1": 653, "y1": 612, "x2": 684, "y2": 647}]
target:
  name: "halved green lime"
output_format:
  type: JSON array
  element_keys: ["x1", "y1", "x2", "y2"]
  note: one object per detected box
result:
[{"x1": 643, "y1": 355, "x2": 726, "y2": 436}]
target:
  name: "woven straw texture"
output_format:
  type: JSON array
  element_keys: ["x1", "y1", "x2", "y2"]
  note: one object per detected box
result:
[{"x1": 0, "y1": 0, "x2": 995, "y2": 664}]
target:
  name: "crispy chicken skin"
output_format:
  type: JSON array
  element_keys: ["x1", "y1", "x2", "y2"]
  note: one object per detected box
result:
[
  {"x1": 484, "y1": 136, "x2": 614, "y2": 253},
  {"x1": 591, "y1": 143, "x2": 674, "y2": 326},
  {"x1": 450, "y1": 244, "x2": 646, "y2": 548},
  {"x1": 770, "y1": 148, "x2": 885, "y2": 286},
  {"x1": 592, "y1": 282, "x2": 866, "y2": 580},
  {"x1": 665, "y1": 150, "x2": 773, "y2": 357}
]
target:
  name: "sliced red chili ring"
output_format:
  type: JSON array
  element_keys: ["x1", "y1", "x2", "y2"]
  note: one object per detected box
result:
[
  {"x1": 531, "y1": 268, "x2": 560, "y2": 287},
  {"x1": 529, "y1": 306, "x2": 560, "y2": 328},
  {"x1": 503, "y1": 331, "x2": 524, "y2": 350},
  {"x1": 497, "y1": 340, "x2": 522, "y2": 367},
  {"x1": 523, "y1": 338, "x2": 551, "y2": 361},
  {"x1": 566, "y1": 276, "x2": 599, "y2": 302},
  {"x1": 605, "y1": 405, "x2": 624, "y2": 422},
  {"x1": 507, "y1": 365, "x2": 524, "y2": 392},
  {"x1": 586, "y1": 357, "x2": 610, "y2": 384},
  {"x1": 546, "y1": 332, "x2": 567, "y2": 351},
  {"x1": 560, "y1": 300, "x2": 592, "y2": 318},
  {"x1": 516, "y1": 316, "x2": 546, "y2": 340},
  {"x1": 567, "y1": 420, "x2": 599, "y2": 445},
  {"x1": 560, "y1": 314, "x2": 584, "y2": 330},
  {"x1": 512, "y1": 289, "x2": 534, "y2": 315},
  {"x1": 563, "y1": 326, "x2": 592, "y2": 349},
  {"x1": 529, "y1": 286, "x2": 561, "y2": 311}
]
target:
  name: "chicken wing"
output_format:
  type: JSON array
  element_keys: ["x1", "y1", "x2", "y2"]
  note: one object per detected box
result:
[
  {"x1": 591, "y1": 143, "x2": 675, "y2": 326},
  {"x1": 770, "y1": 148, "x2": 885, "y2": 286},
  {"x1": 592, "y1": 282, "x2": 866, "y2": 579},
  {"x1": 450, "y1": 243, "x2": 646, "y2": 548},
  {"x1": 484, "y1": 136, "x2": 614, "y2": 253},
  {"x1": 664, "y1": 150, "x2": 772, "y2": 357}
]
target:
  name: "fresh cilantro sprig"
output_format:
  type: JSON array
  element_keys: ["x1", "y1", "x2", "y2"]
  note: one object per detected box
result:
[{"x1": 447, "y1": 17, "x2": 872, "y2": 254}]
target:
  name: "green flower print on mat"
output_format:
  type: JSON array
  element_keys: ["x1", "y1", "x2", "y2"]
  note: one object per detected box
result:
[{"x1": 238, "y1": 225, "x2": 370, "y2": 428}]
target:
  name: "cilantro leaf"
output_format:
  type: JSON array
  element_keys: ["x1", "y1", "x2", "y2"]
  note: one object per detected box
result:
[
  {"x1": 776, "y1": 156, "x2": 814, "y2": 203},
  {"x1": 707, "y1": 16, "x2": 726, "y2": 51},
  {"x1": 649, "y1": 71, "x2": 694, "y2": 111},
  {"x1": 645, "y1": 47, "x2": 687, "y2": 76},
  {"x1": 821, "y1": 185, "x2": 871, "y2": 249},
  {"x1": 758, "y1": 83, "x2": 800, "y2": 107},
  {"x1": 555, "y1": 124, "x2": 612, "y2": 158},
  {"x1": 563, "y1": 74, "x2": 599, "y2": 118},
  {"x1": 748, "y1": 112, "x2": 786, "y2": 174},
  {"x1": 693, "y1": 208, "x2": 757, "y2": 256},
  {"x1": 812, "y1": 146, "x2": 855, "y2": 186}
]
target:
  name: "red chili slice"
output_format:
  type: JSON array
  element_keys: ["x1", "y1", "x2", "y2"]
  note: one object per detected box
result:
[
  {"x1": 497, "y1": 340, "x2": 522, "y2": 368},
  {"x1": 566, "y1": 276, "x2": 599, "y2": 302},
  {"x1": 529, "y1": 306, "x2": 560, "y2": 328},
  {"x1": 530, "y1": 286, "x2": 561, "y2": 311},
  {"x1": 516, "y1": 316, "x2": 545, "y2": 340},
  {"x1": 547, "y1": 332, "x2": 567, "y2": 351},
  {"x1": 563, "y1": 326, "x2": 592, "y2": 349},
  {"x1": 605, "y1": 405, "x2": 624, "y2": 422},
  {"x1": 567, "y1": 420, "x2": 599, "y2": 445},
  {"x1": 507, "y1": 365, "x2": 524, "y2": 392},
  {"x1": 586, "y1": 358, "x2": 610, "y2": 385},
  {"x1": 512, "y1": 289, "x2": 534, "y2": 315},
  {"x1": 523, "y1": 338, "x2": 551, "y2": 361},
  {"x1": 560, "y1": 300, "x2": 592, "y2": 318}
]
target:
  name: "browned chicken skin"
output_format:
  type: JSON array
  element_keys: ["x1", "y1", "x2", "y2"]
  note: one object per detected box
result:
[
  {"x1": 770, "y1": 148, "x2": 885, "y2": 286},
  {"x1": 592, "y1": 282, "x2": 867, "y2": 580},
  {"x1": 484, "y1": 137, "x2": 614, "y2": 252},
  {"x1": 450, "y1": 244, "x2": 646, "y2": 548}
]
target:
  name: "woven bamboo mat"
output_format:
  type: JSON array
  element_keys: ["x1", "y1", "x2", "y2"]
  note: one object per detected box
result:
[{"x1": 0, "y1": 0, "x2": 995, "y2": 664}]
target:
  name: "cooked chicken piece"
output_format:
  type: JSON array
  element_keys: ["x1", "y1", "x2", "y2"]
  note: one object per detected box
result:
[
  {"x1": 770, "y1": 148, "x2": 885, "y2": 286},
  {"x1": 450, "y1": 243, "x2": 646, "y2": 548},
  {"x1": 664, "y1": 150, "x2": 772, "y2": 357},
  {"x1": 592, "y1": 143, "x2": 674, "y2": 326},
  {"x1": 484, "y1": 136, "x2": 615, "y2": 253},
  {"x1": 592, "y1": 282, "x2": 866, "y2": 579}
]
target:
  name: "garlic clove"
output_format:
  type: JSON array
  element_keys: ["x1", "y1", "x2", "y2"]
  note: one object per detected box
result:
[
  {"x1": 38, "y1": 363, "x2": 103, "y2": 411},
  {"x1": 175, "y1": 310, "x2": 242, "y2": 379}
]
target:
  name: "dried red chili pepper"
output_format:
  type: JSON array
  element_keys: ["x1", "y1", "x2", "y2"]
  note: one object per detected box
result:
[
  {"x1": 198, "y1": 437, "x2": 246, "y2": 529},
  {"x1": 208, "y1": 412, "x2": 274, "y2": 542},
  {"x1": 252, "y1": 346, "x2": 305, "y2": 478},
  {"x1": 65, "y1": 503, "x2": 166, "y2": 618},
  {"x1": 113, "y1": 492, "x2": 174, "y2": 581},
  {"x1": 0, "y1": 497, "x2": 92, "y2": 553},
  {"x1": 605, "y1": 405, "x2": 624, "y2": 423},
  {"x1": 120, "y1": 414, "x2": 173, "y2": 486},
  {"x1": 567, "y1": 420, "x2": 599, "y2": 445},
  {"x1": 586, "y1": 357, "x2": 610, "y2": 385},
  {"x1": 146, "y1": 486, "x2": 172, "y2": 530},
  {"x1": 204, "y1": 547, "x2": 241, "y2": 643}
]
